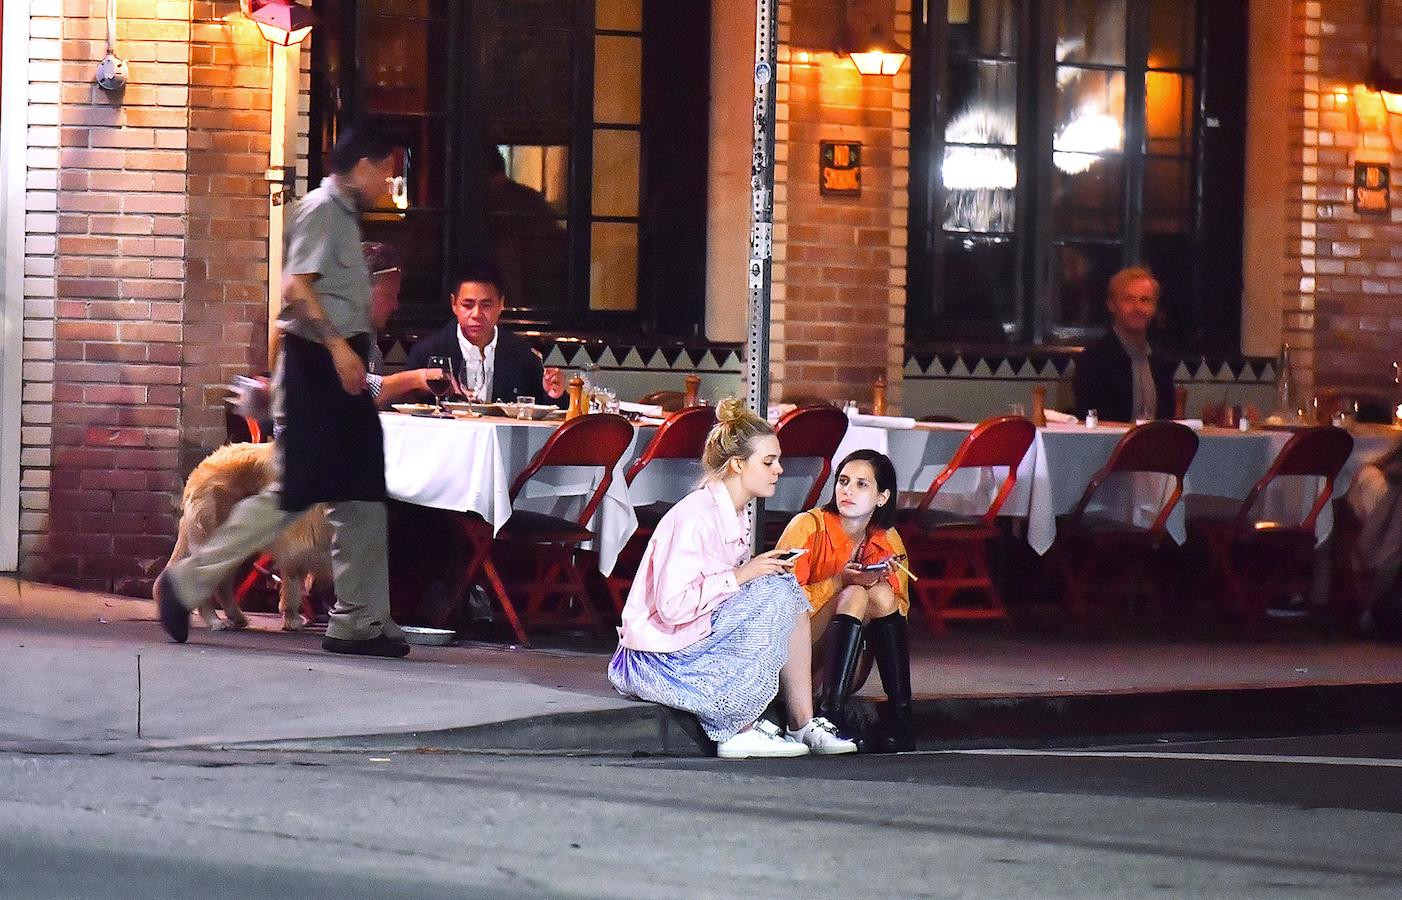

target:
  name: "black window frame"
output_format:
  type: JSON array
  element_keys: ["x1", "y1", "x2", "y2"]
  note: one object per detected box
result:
[
  {"x1": 907, "y1": 0, "x2": 1247, "y2": 355},
  {"x1": 307, "y1": 0, "x2": 710, "y2": 339}
]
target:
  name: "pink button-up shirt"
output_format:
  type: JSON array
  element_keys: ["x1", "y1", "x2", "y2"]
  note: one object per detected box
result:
[{"x1": 617, "y1": 480, "x2": 748, "y2": 653}]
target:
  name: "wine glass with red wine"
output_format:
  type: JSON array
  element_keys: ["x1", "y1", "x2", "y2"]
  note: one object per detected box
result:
[{"x1": 426, "y1": 356, "x2": 453, "y2": 414}]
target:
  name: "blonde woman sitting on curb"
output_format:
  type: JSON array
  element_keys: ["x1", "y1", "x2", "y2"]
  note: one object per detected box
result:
[{"x1": 608, "y1": 398, "x2": 858, "y2": 758}]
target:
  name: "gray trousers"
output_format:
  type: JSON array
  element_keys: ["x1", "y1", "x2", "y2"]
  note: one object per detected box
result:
[{"x1": 165, "y1": 482, "x2": 393, "y2": 642}]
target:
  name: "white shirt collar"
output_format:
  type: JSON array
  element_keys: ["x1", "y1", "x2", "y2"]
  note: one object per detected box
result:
[{"x1": 457, "y1": 326, "x2": 498, "y2": 396}]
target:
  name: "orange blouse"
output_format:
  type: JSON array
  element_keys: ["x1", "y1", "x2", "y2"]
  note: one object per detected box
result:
[{"x1": 775, "y1": 508, "x2": 909, "y2": 616}]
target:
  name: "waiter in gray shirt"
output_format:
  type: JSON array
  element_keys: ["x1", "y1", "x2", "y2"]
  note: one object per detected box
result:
[{"x1": 155, "y1": 128, "x2": 410, "y2": 658}]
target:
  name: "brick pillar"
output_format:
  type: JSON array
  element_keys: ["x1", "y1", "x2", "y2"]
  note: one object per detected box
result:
[
  {"x1": 184, "y1": 5, "x2": 272, "y2": 472},
  {"x1": 1292, "y1": 0, "x2": 1402, "y2": 402},
  {"x1": 43, "y1": 0, "x2": 194, "y2": 594},
  {"x1": 772, "y1": 0, "x2": 910, "y2": 412},
  {"x1": 21, "y1": 1, "x2": 274, "y2": 596}
]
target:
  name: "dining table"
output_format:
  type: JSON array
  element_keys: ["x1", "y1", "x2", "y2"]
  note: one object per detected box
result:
[
  {"x1": 380, "y1": 411, "x2": 661, "y2": 575},
  {"x1": 786, "y1": 418, "x2": 1397, "y2": 555}
]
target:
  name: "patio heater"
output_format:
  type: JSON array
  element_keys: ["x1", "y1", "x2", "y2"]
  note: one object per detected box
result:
[{"x1": 745, "y1": 0, "x2": 778, "y2": 547}]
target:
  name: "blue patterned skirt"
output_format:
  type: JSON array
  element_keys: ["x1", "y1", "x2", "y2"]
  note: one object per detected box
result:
[{"x1": 608, "y1": 574, "x2": 810, "y2": 742}]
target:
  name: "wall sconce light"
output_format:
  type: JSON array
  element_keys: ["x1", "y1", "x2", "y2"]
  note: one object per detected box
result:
[
  {"x1": 242, "y1": 0, "x2": 317, "y2": 47},
  {"x1": 836, "y1": 0, "x2": 907, "y2": 76}
]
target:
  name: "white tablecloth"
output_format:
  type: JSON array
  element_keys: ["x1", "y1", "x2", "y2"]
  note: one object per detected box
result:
[
  {"x1": 813, "y1": 422, "x2": 1393, "y2": 555},
  {"x1": 380, "y1": 413, "x2": 653, "y2": 574}
]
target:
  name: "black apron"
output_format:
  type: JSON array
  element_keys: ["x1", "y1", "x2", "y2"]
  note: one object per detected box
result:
[{"x1": 278, "y1": 332, "x2": 386, "y2": 513}]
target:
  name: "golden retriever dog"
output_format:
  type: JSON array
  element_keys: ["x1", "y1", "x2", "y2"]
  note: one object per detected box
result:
[{"x1": 167, "y1": 441, "x2": 332, "y2": 632}]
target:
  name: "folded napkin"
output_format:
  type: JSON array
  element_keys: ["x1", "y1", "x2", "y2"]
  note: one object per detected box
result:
[
  {"x1": 848, "y1": 413, "x2": 917, "y2": 430},
  {"x1": 619, "y1": 401, "x2": 664, "y2": 418},
  {"x1": 1044, "y1": 409, "x2": 1078, "y2": 425}
]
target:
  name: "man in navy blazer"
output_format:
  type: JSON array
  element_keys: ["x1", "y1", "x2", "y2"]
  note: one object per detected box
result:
[
  {"x1": 1072, "y1": 266, "x2": 1177, "y2": 422},
  {"x1": 404, "y1": 260, "x2": 565, "y2": 405}
]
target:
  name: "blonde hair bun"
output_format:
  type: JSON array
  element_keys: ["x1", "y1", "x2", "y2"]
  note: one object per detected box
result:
[
  {"x1": 715, "y1": 396, "x2": 750, "y2": 425},
  {"x1": 701, "y1": 397, "x2": 775, "y2": 479}
]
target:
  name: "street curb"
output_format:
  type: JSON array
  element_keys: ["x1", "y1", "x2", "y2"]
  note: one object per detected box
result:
[
  {"x1": 912, "y1": 681, "x2": 1402, "y2": 747},
  {"x1": 222, "y1": 681, "x2": 1402, "y2": 757},
  {"x1": 222, "y1": 704, "x2": 716, "y2": 756}
]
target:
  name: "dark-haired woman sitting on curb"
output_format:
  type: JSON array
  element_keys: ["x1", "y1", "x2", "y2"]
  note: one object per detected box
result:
[{"x1": 776, "y1": 450, "x2": 915, "y2": 752}]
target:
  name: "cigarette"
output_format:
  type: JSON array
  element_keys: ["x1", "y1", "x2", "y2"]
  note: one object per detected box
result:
[{"x1": 892, "y1": 557, "x2": 919, "y2": 582}]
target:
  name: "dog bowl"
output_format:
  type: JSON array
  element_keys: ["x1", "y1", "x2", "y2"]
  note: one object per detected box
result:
[{"x1": 400, "y1": 626, "x2": 456, "y2": 646}]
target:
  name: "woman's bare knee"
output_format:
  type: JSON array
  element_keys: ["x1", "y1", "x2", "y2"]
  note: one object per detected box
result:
[
  {"x1": 866, "y1": 583, "x2": 899, "y2": 618},
  {"x1": 835, "y1": 584, "x2": 869, "y2": 619}
]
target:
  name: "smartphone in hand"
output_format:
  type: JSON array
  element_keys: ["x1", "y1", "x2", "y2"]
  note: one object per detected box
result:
[
  {"x1": 855, "y1": 557, "x2": 891, "y2": 572},
  {"x1": 772, "y1": 547, "x2": 808, "y2": 563}
]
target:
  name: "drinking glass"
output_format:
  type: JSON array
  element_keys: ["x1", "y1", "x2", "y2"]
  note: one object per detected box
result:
[
  {"x1": 426, "y1": 356, "x2": 452, "y2": 413},
  {"x1": 457, "y1": 359, "x2": 484, "y2": 404},
  {"x1": 515, "y1": 395, "x2": 535, "y2": 419}
]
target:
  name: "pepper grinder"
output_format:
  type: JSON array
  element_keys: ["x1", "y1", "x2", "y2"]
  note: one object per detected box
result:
[
  {"x1": 683, "y1": 373, "x2": 700, "y2": 407},
  {"x1": 566, "y1": 375, "x2": 586, "y2": 420},
  {"x1": 1174, "y1": 386, "x2": 1188, "y2": 420},
  {"x1": 871, "y1": 374, "x2": 887, "y2": 417},
  {"x1": 1030, "y1": 384, "x2": 1047, "y2": 426}
]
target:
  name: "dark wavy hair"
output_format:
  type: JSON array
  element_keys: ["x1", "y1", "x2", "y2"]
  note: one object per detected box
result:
[{"x1": 822, "y1": 449, "x2": 899, "y2": 530}]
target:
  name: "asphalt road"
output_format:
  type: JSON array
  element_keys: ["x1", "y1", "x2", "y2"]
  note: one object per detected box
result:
[{"x1": 3, "y1": 733, "x2": 1402, "y2": 899}]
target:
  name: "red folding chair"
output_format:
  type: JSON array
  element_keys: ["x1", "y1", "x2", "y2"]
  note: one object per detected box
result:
[
  {"x1": 604, "y1": 405, "x2": 717, "y2": 613},
  {"x1": 763, "y1": 405, "x2": 850, "y2": 542},
  {"x1": 897, "y1": 415, "x2": 1037, "y2": 635},
  {"x1": 1186, "y1": 425, "x2": 1354, "y2": 630},
  {"x1": 491, "y1": 413, "x2": 636, "y2": 640},
  {"x1": 1051, "y1": 421, "x2": 1199, "y2": 625}
]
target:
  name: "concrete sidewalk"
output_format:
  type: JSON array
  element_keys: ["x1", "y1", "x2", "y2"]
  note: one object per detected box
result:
[{"x1": 4, "y1": 576, "x2": 1402, "y2": 756}]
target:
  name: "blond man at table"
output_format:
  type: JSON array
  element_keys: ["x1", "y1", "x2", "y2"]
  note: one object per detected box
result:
[{"x1": 1073, "y1": 266, "x2": 1177, "y2": 422}]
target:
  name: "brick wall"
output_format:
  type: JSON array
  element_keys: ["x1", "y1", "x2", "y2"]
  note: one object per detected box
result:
[
  {"x1": 17, "y1": 1, "x2": 274, "y2": 596},
  {"x1": 184, "y1": 5, "x2": 271, "y2": 472},
  {"x1": 772, "y1": 0, "x2": 910, "y2": 412},
  {"x1": 1292, "y1": 0, "x2": 1402, "y2": 402}
]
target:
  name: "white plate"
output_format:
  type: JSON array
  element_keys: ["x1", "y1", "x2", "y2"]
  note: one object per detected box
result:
[
  {"x1": 401, "y1": 626, "x2": 456, "y2": 646},
  {"x1": 497, "y1": 403, "x2": 560, "y2": 421},
  {"x1": 391, "y1": 403, "x2": 437, "y2": 415}
]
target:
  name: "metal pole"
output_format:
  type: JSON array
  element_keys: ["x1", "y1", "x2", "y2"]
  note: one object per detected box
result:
[{"x1": 745, "y1": 0, "x2": 778, "y2": 549}]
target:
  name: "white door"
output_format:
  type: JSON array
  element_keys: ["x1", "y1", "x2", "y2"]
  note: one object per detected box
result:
[{"x1": 0, "y1": 0, "x2": 28, "y2": 571}]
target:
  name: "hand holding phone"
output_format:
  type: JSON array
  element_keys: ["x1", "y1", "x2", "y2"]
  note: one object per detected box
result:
[
  {"x1": 856, "y1": 558, "x2": 892, "y2": 572},
  {"x1": 736, "y1": 547, "x2": 806, "y2": 585}
]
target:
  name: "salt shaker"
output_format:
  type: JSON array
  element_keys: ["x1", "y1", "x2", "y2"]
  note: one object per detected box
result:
[
  {"x1": 844, "y1": 400, "x2": 858, "y2": 417},
  {"x1": 1085, "y1": 408, "x2": 1099, "y2": 428}
]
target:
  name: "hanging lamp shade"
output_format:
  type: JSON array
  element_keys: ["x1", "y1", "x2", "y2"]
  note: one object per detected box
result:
[
  {"x1": 247, "y1": 0, "x2": 317, "y2": 46},
  {"x1": 835, "y1": 0, "x2": 907, "y2": 76}
]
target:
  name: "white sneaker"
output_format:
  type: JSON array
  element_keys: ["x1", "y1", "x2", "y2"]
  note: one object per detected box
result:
[
  {"x1": 716, "y1": 719, "x2": 811, "y2": 759},
  {"x1": 787, "y1": 716, "x2": 858, "y2": 755}
]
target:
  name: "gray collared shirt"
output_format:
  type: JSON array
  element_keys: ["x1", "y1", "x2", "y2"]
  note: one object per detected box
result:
[
  {"x1": 1114, "y1": 327, "x2": 1157, "y2": 419},
  {"x1": 278, "y1": 177, "x2": 372, "y2": 342}
]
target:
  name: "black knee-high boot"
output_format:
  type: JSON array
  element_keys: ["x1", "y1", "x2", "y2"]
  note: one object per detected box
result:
[
  {"x1": 865, "y1": 611, "x2": 915, "y2": 752},
  {"x1": 817, "y1": 613, "x2": 864, "y2": 733}
]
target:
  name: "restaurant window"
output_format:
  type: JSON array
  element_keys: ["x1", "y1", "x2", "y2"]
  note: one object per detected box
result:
[
  {"x1": 309, "y1": 0, "x2": 710, "y2": 337},
  {"x1": 907, "y1": 0, "x2": 1247, "y2": 353}
]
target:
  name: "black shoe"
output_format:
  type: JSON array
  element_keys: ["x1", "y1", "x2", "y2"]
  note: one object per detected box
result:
[
  {"x1": 321, "y1": 634, "x2": 411, "y2": 658},
  {"x1": 865, "y1": 611, "x2": 916, "y2": 753},
  {"x1": 817, "y1": 613, "x2": 864, "y2": 734},
  {"x1": 153, "y1": 570, "x2": 190, "y2": 644}
]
